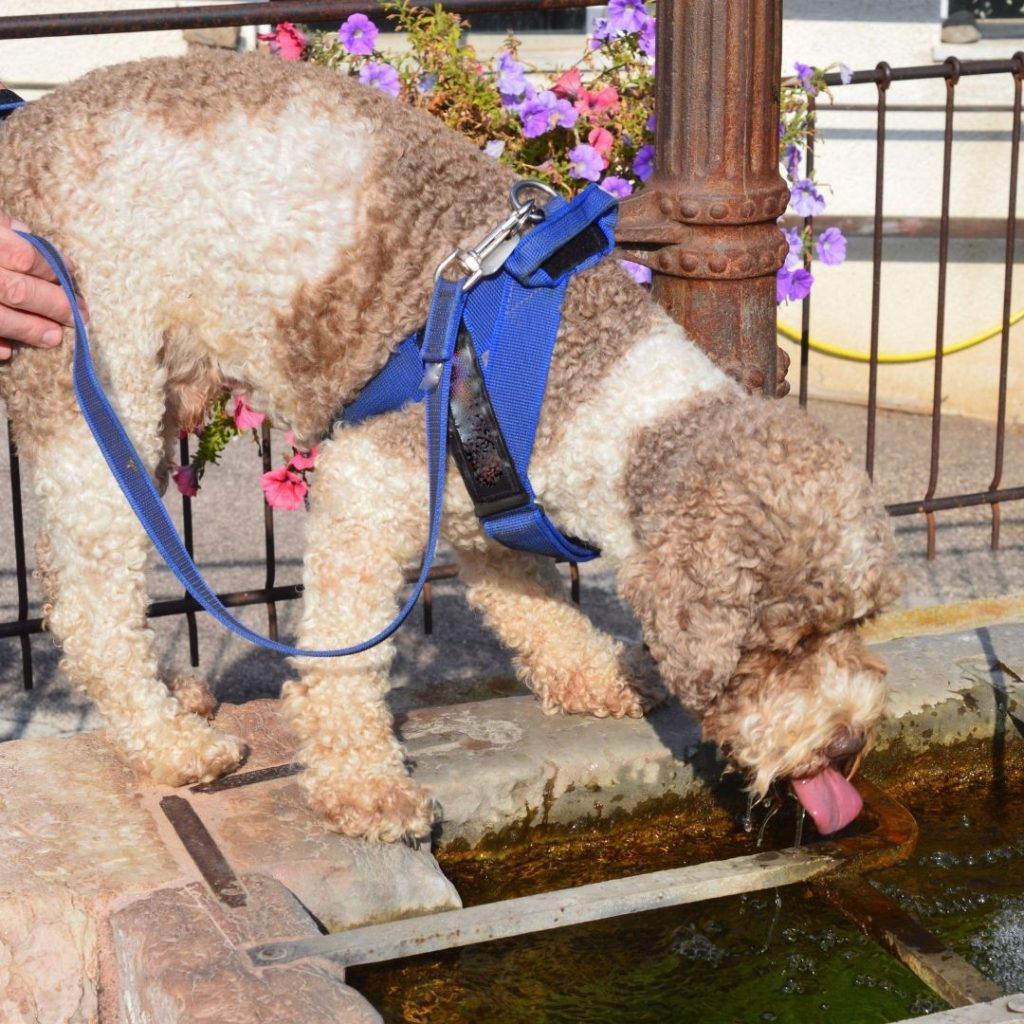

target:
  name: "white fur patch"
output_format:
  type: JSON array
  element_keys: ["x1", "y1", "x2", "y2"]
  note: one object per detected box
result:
[
  {"x1": 531, "y1": 311, "x2": 737, "y2": 561},
  {"x1": 68, "y1": 102, "x2": 370, "y2": 416}
]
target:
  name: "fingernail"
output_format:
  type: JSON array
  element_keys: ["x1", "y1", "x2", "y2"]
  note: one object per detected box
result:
[{"x1": 42, "y1": 328, "x2": 63, "y2": 347}]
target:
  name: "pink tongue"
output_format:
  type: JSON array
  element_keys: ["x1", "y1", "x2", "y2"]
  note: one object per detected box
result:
[{"x1": 791, "y1": 767, "x2": 863, "y2": 835}]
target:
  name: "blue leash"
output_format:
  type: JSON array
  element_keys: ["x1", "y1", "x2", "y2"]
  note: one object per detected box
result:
[
  {"x1": 15, "y1": 183, "x2": 616, "y2": 658},
  {"x1": 19, "y1": 231, "x2": 461, "y2": 658}
]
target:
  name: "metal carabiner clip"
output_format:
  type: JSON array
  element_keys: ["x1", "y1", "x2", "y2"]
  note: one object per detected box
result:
[{"x1": 433, "y1": 179, "x2": 558, "y2": 292}]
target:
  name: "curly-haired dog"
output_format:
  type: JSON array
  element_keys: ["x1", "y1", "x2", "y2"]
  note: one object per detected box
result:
[{"x1": 0, "y1": 52, "x2": 900, "y2": 842}]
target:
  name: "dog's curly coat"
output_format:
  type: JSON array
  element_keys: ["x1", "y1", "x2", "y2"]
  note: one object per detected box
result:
[{"x1": 0, "y1": 52, "x2": 900, "y2": 841}]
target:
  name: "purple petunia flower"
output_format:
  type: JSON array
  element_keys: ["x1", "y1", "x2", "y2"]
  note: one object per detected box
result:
[
  {"x1": 338, "y1": 13, "x2": 378, "y2": 56},
  {"x1": 519, "y1": 90, "x2": 577, "y2": 138},
  {"x1": 776, "y1": 265, "x2": 814, "y2": 304},
  {"x1": 600, "y1": 175, "x2": 634, "y2": 199},
  {"x1": 568, "y1": 144, "x2": 605, "y2": 182},
  {"x1": 815, "y1": 226, "x2": 847, "y2": 266},
  {"x1": 794, "y1": 61, "x2": 817, "y2": 95},
  {"x1": 646, "y1": 113, "x2": 656, "y2": 134},
  {"x1": 839, "y1": 62, "x2": 853, "y2": 86},
  {"x1": 639, "y1": 16, "x2": 656, "y2": 58},
  {"x1": 359, "y1": 61, "x2": 400, "y2": 97},
  {"x1": 620, "y1": 259, "x2": 652, "y2": 285},
  {"x1": 789, "y1": 178, "x2": 825, "y2": 217},
  {"x1": 633, "y1": 143, "x2": 655, "y2": 182},
  {"x1": 497, "y1": 51, "x2": 528, "y2": 97},
  {"x1": 783, "y1": 227, "x2": 804, "y2": 271},
  {"x1": 784, "y1": 143, "x2": 802, "y2": 180},
  {"x1": 589, "y1": 17, "x2": 614, "y2": 49},
  {"x1": 608, "y1": 0, "x2": 649, "y2": 34},
  {"x1": 483, "y1": 139, "x2": 506, "y2": 158}
]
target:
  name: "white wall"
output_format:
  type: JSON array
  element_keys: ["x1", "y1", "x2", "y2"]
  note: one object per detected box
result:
[{"x1": 781, "y1": 1, "x2": 1024, "y2": 422}]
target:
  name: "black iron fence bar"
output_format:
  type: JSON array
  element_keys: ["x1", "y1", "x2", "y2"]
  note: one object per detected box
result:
[
  {"x1": 259, "y1": 421, "x2": 280, "y2": 643},
  {"x1": 0, "y1": 560, "x2": 463, "y2": 641},
  {"x1": 5, "y1": 422, "x2": 33, "y2": 688},
  {"x1": 865, "y1": 63, "x2": 891, "y2": 483},
  {"x1": 922, "y1": 59, "x2": 960, "y2": 561},
  {"x1": 823, "y1": 57, "x2": 1024, "y2": 86},
  {"x1": 888, "y1": 486, "x2": 1024, "y2": 518},
  {"x1": 0, "y1": 0, "x2": 590, "y2": 39},
  {"x1": 799, "y1": 216, "x2": 1024, "y2": 241},
  {"x1": 988, "y1": 60, "x2": 1023, "y2": 551},
  {"x1": 797, "y1": 94, "x2": 816, "y2": 407},
  {"x1": 179, "y1": 435, "x2": 201, "y2": 667},
  {"x1": 827, "y1": 102, "x2": 1023, "y2": 113}
]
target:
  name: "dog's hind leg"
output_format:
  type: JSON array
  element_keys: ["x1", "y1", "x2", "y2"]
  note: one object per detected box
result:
[
  {"x1": 458, "y1": 545, "x2": 664, "y2": 718},
  {"x1": 283, "y1": 413, "x2": 437, "y2": 842},
  {"x1": 19, "y1": 314, "x2": 246, "y2": 785}
]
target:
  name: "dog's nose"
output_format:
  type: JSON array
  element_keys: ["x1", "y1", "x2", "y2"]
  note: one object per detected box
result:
[{"x1": 824, "y1": 729, "x2": 865, "y2": 761}]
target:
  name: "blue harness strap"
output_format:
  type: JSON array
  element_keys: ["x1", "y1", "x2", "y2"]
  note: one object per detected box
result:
[
  {"x1": 14, "y1": 182, "x2": 616, "y2": 658},
  {"x1": 345, "y1": 183, "x2": 618, "y2": 563}
]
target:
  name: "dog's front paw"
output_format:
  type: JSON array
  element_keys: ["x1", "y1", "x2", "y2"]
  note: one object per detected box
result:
[
  {"x1": 306, "y1": 772, "x2": 438, "y2": 844},
  {"x1": 133, "y1": 719, "x2": 248, "y2": 787},
  {"x1": 537, "y1": 651, "x2": 665, "y2": 720}
]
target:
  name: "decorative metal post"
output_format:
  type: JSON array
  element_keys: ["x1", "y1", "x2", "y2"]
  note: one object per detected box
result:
[{"x1": 617, "y1": 0, "x2": 791, "y2": 396}]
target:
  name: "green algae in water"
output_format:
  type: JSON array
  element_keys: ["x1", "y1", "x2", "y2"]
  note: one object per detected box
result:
[{"x1": 349, "y1": 768, "x2": 1024, "y2": 1023}]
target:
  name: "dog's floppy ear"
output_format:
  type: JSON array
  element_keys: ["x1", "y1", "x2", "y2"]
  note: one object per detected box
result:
[{"x1": 618, "y1": 531, "x2": 755, "y2": 714}]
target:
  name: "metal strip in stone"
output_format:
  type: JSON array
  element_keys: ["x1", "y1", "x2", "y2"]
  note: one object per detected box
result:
[
  {"x1": 889, "y1": 995, "x2": 1024, "y2": 1024},
  {"x1": 248, "y1": 847, "x2": 841, "y2": 968},
  {"x1": 160, "y1": 795, "x2": 248, "y2": 907},
  {"x1": 190, "y1": 761, "x2": 303, "y2": 794}
]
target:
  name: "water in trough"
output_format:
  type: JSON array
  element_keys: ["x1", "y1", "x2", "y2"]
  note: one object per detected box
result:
[{"x1": 349, "y1": 741, "x2": 1024, "y2": 1023}]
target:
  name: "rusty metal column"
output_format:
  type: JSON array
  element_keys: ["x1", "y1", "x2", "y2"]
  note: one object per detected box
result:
[{"x1": 618, "y1": 0, "x2": 790, "y2": 396}]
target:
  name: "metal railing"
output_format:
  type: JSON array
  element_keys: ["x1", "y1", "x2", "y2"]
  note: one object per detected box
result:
[{"x1": 795, "y1": 56, "x2": 1024, "y2": 560}]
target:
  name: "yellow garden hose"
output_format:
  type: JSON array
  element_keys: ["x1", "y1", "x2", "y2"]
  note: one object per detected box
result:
[{"x1": 777, "y1": 306, "x2": 1024, "y2": 364}]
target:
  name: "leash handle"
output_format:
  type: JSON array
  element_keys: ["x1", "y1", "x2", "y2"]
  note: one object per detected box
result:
[{"x1": 19, "y1": 232, "x2": 460, "y2": 659}]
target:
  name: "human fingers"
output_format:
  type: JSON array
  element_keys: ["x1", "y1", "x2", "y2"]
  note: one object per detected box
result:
[
  {"x1": 0, "y1": 212, "x2": 66, "y2": 285},
  {"x1": 0, "y1": 302, "x2": 66, "y2": 351}
]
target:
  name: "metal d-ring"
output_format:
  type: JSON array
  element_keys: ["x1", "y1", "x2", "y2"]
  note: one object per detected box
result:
[{"x1": 510, "y1": 179, "x2": 557, "y2": 222}]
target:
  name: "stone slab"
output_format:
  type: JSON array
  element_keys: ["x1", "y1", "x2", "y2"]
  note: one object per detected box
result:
[
  {"x1": 111, "y1": 873, "x2": 380, "y2": 1024},
  {"x1": 0, "y1": 705, "x2": 459, "y2": 1023}
]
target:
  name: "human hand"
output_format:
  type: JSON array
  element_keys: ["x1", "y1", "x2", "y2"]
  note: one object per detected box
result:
[{"x1": 0, "y1": 211, "x2": 85, "y2": 360}]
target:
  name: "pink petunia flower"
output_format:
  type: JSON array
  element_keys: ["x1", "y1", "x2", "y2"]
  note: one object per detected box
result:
[
  {"x1": 552, "y1": 68, "x2": 582, "y2": 100},
  {"x1": 261, "y1": 466, "x2": 308, "y2": 510},
  {"x1": 576, "y1": 86, "x2": 619, "y2": 118},
  {"x1": 285, "y1": 431, "x2": 320, "y2": 471},
  {"x1": 172, "y1": 464, "x2": 199, "y2": 497},
  {"x1": 257, "y1": 22, "x2": 307, "y2": 61},
  {"x1": 232, "y1": 396, "x2": 266, "y2": 431},
  {"x1": 588, "y1": 126, "x2": 614, "y2": 155}
]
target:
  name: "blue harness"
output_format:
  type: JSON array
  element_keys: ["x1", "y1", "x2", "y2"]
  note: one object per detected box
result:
[{"x1": 13, "y1": 151, "x2": 617, "y2": 656}]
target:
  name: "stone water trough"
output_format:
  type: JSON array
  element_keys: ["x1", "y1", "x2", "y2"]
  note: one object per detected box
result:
[{"x1": 2, "y1": 612, "x2": 1024, "y2": 1023}]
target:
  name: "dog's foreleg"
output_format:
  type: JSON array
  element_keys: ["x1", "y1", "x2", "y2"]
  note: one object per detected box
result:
[
  {"x1": 458, "y1": 546, "x2": 663, "y2": 718},
  {"x1": 283, "y1": 415, "x2": 436, "y2": 843}
]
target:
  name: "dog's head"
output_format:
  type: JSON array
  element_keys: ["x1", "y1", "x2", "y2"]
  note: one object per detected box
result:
[
  {"x1": 619, "y1": 392, "x2": 902, "y2": 834},
  {"x1": 700, "y1": 629, "x2": 888, "y2": 834}
]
